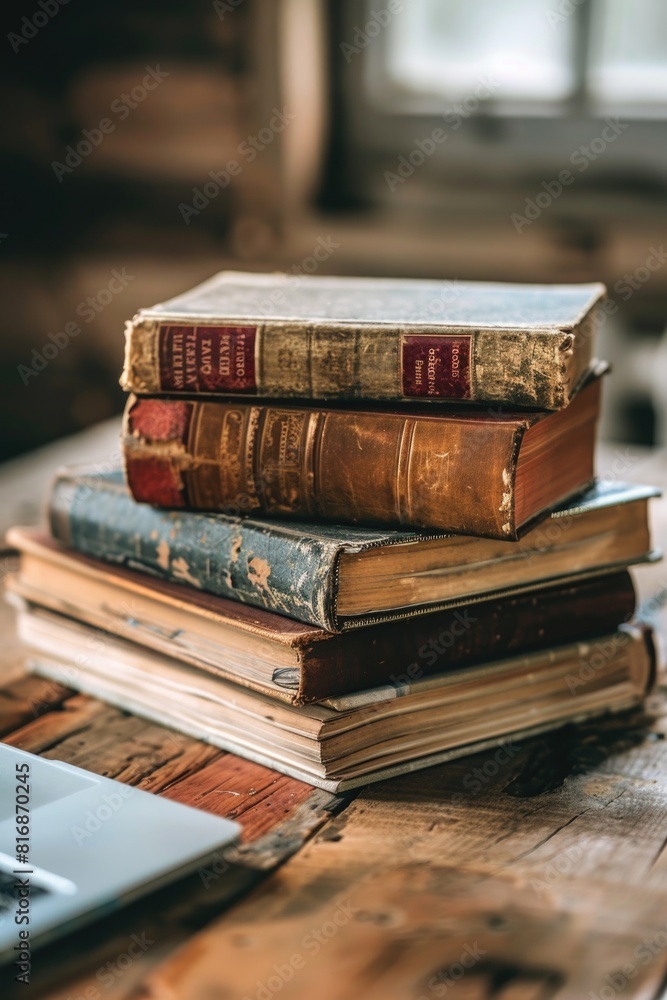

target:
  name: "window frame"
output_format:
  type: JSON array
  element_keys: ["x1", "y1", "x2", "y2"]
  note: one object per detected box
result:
[{"x1": 335, "y1": 0, "x2": 667, "y2": 211}]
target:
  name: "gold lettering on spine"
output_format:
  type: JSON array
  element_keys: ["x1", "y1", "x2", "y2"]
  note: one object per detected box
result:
[
  {"x1": 426, "y1": 346, "x2": 439, "y2": 395},
  {"x1": 200, "y1": 338, "x2": 212, "y2": 375},
  {"x1": 414, "y1": 358, "x2": 423, "y2": 388},
  {"x1": 244, "y1": 406, "x2": 262, "y2": 507},
  {"x1": 259, "y1": 408, "x2": 312, "y2": 514},
  {"x1": 218, "y1": 408, "x2": 244, "y2": 499},
  {"x1": 171, "y1": 330, "x2": 185, "y2": 390},
  {"x1": 219, "y1": 332, "x2": 231, "y2": 378}
]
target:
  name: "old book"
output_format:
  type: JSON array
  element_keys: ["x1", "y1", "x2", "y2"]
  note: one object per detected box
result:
[
  {"x1": 18, "y1": 607, "x2": 656, "y2": 791},
  {"x1": 7, "y1": 528, "x2": 637, "y2": 705},
  {"x1": 121, "y1": 271, "x2": 605, "y2": 409},
  {"x1": 122, "y1": 372, "x2": 604, "y2": 539},
  {"x1": 47, "y1": 471, "x2": 658, "y2": 632}
]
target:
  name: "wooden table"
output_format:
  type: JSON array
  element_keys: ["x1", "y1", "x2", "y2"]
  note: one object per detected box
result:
[{"x1": 1, "y1": 427, "x2": 667, "y2": 1000}]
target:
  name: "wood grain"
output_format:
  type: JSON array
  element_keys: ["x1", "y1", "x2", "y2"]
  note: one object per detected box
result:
[
  {"x1": 0, "y1": 675, "x2": 70, "y2": 738},
  {"x1": 143, "y1": 865, "x2": 667, "y2": 1000},
  {"x1": 0, "y1": 676, "x2": 344, "y2": 999},
  {"x1": 139, "y1": 696, "x2": 667, "y2": 1000},
  {"x1": 1, "y1": 442, "x2": 666, "y2": 999}
]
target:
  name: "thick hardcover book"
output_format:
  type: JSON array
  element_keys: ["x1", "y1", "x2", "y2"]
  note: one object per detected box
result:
[
  {"x1": 121, "y1": 271, "x2": 605, "y2": 410},
  {"x1": 21, "y1": 609, "x2": 656, "y2": 791},
  {"x1": 8, "y1": 528, "x2": 637, "y2": 705},
  {"x1": 47, "y1": 470, "x2": 658, "y2": 632},
  {"x1": 122, "y1": 373, "x2": 603, "y2": 539}
]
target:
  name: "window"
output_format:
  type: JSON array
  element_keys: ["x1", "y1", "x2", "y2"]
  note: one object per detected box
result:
[
  {"x1": 335, "y1": 0, "x2": 667, "y2": 207},
  {"x1": 368, "y1": 0, "x2": 667, "y2": 117},
  {"x1": 589, "y1": 0, "x2": 667, "y2": 108},
  {"x1": 384, "y1": 0, "x2": 576, "y2": 104}
]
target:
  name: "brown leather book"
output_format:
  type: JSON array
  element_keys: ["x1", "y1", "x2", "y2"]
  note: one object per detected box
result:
[
  {"x1": 8, "y1": 528, "x2": 638, "y2": 705},
  {"x1": 122, "y1": 372, "x2": 603, "y2": 539}
]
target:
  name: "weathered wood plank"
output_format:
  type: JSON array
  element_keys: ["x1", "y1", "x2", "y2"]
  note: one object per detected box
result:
[
  {"x1": 3, "y1": 692, "x2": 110, "y2": 752},
  {"x1": 3, "y1": 445, "x2": 667, "y2": 999},
  {"x1": 160, "y1": 754, "x2": 320, "y2": 843},
  {"x1": 141, "y1": 865, "x2": 667, "y2": 1000},
  {"x1": 137, "y1": 694, "x2": 667, "y2": 1000},
  {"x1": 0, "y1": 674, "x2": 71, "y2": 737},
  {"x1": 1, "y1": 682, "x2": 345, "y2": 1000},
  {"x1": 2, "y1": 684, "x2": 334, "y2": 844}
]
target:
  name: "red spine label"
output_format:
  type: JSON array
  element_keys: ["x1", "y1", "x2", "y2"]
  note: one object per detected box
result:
[
  {"x1": 158, "y1": 325, "x2": 257, "y2": 393},
  {"x1": 401, "y1": 334, "x2": 472, "y2": 399}
]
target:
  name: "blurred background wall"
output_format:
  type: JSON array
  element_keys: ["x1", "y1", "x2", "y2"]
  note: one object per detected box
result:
[{"x1": 1, "y1": 0, "x2": 666, "y2": 461}]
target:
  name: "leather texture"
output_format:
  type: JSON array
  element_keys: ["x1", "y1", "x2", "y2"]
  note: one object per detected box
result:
[{"x1": 123, "y1": 396, "x2": 541, "y2": 538}]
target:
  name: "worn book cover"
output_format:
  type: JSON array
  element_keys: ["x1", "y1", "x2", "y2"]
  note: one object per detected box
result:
[
  {"x1": 47, "y1": 470, "x2": 658, "y2": 632},
  {"x1": 121, "y1": 271, "x2": 605, "y2": 409},
  {"x1": 8, "y1": 528, "x2": 638, "y2": 705},
  {"x1": 21, "y1": 608, "x2": 657, "y2": 791},
  {"x1": 122, "y1": 373, "x2": 603, "y2": 538}
]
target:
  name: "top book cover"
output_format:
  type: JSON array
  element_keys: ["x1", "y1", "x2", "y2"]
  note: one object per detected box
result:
[{"x1": 122, "y1": 271, "x2": 606, "y2": 410}]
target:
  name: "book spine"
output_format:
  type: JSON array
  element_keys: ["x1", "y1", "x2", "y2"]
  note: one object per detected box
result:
[
  {"x1": 296, "y1": 572, "x2": 637, "y2": 703},
  {"x1": 123, "y1": 397, "x2": 524, "y2": 538},
  {"x1": 48, "y1": 474, "x2": 342, "y2": 630},
  {"x1": 122, "y1": 318, "x2": 584, "y2": 409}
]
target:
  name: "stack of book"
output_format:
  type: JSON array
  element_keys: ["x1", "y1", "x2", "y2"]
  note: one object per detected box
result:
[{"x1": 8, "y1": 273, "x2": 660, "y2": 791}]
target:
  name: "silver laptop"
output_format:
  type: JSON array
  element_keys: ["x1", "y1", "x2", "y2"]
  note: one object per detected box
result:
[{"x1": 0, "y1": 744, "x2": 240, "y2": 962}]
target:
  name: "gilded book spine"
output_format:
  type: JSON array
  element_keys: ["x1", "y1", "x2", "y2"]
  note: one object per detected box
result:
[
  {"x1": 122, "y1": 318, "x2": 590, "y2": 409},
  {"x1": 122, "y1": 396, "x2": 525, "y2": 538}
]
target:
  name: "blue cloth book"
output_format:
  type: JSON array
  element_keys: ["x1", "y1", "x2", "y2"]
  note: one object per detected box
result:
[{"x1": 48, "y1": 470, "x2": 658, "y2": 632}]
